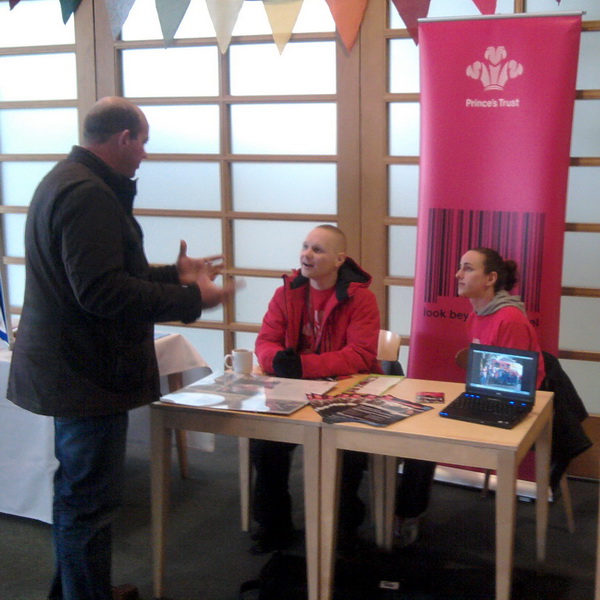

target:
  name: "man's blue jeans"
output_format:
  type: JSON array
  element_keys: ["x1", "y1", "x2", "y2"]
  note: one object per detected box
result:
[{"x1": 48, "y1": 412, "x2": 128, "y2": 600}]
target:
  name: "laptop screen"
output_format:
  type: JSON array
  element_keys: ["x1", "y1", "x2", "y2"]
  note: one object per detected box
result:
[{"x1": 465, "y1": 343, "x2": 539, "y2": 404}]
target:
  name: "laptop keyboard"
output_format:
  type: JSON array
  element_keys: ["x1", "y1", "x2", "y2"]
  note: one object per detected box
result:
[{"x1": 452, "y1": 394, "x2": 521, "y2": 417}]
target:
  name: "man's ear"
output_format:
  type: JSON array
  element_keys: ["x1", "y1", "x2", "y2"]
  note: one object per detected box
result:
[
  {"x1": 117, "y1": 129, "x2": 132, "y2": 148},
  {"x1": 335, "y1": 252, "x2": 346, "y2": 269}
]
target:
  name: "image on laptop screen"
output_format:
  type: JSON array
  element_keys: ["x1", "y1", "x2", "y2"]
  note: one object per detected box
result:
[{"x1": 466, "y1": 344, "x2": 538, "y2": 401}]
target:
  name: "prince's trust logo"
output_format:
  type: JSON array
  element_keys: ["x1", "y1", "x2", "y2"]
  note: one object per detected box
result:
[{"x1": 465, "y1": 46, "x2": 523, "y2": 108}]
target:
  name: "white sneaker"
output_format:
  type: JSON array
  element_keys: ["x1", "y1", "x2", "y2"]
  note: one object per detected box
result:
[{"x1": 394, "y1": 515, "x2": 420, "y2": 547}]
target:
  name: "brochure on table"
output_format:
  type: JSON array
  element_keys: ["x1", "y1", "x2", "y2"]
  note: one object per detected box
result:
[{"x1": 161, "y1": 372, "x2": 335, "y2": 415}]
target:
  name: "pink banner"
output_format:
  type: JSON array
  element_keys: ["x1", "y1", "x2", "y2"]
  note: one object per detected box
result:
[{"x1": 408, "y1": 15, "x2": 581, "y2": 382}]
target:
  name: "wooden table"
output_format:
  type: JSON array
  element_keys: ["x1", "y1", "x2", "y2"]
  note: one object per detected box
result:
[
  {"x1": 319, "y1": 377, "x2": 554, "y2": 600},
  {"x1": 150, "y1": 401, "x2": 322, "y2": 600}
]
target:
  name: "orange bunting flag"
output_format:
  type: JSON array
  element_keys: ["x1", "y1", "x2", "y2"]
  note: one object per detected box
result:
[
  {"x1": 471, "y1": 0, "x2": 497, "y2": 15},
  {"x1": 324, "y1": 0, "x2": 369, "y2": 53},
  {"x1": 390, "y1": 0, "x2": 430, "y2": 45},
  {"x1": 205, "y1": 0, "x2": 245, "y2": 54},
  {"x1": 263, "y1": 0, "x2": 304, "y2": 54}
]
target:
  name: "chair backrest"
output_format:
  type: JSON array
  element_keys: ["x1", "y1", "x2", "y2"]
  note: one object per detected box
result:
[{"x1": 377, "y1": 329, "x2": 402, "y2": 362}]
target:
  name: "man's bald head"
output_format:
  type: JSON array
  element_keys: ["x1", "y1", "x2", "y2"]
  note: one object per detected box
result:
[{"x1": 83, "y1": 97, "x2": 147, "y2": 145}]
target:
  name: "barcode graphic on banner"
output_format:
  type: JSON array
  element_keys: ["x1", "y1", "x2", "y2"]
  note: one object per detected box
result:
[{"x1": 424, "y1": 208, "x2": 544, "y2": 312}]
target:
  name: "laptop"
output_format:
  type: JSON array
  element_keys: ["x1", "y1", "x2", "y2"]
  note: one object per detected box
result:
[{"x1": 440, "y1": 343, "x2": 539, "y2": 429}]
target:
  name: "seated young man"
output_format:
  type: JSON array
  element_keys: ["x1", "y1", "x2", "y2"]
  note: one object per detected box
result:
[{"x1": 250, "y1": 224, "x2": 381, "y2": 553}]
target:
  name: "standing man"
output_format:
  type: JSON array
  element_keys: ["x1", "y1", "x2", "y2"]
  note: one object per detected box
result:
[
  {"x1": 251, "y1": 225, "x2": 381, "y2": 553},
  {"x1": 7, "y1": 97, "x2": 233, "y2": 600}
]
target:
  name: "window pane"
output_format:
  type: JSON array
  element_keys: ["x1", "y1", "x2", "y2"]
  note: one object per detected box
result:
[
  {"x1": 388, "y1": 285, "x2": 413, "y2": 340},
  {"x1": 577, "y1": 32, "x2": 600, "y2": 90},
  {"x1": 137, "y1": 216, "x2": 222, "y2": 264},
  {"x1": 142, "y1": 105, "x2": 220, "y2": 154},
  {"x1": 389, "y1": 165, "x2": 419, "y2": 217},
  {"x1": 4, "y1": 213, "x2": 26, "y2": 257},
  {"x1": 235, "y1": 277, "x2": 281, "y2": 323},
  {"x1": 122, "y1": 48, "x2": 219, "y2": 98},
  {"x1": 0, "y1": 108, "x2": 78, "y2": 153},
  {"x1": 7, "y1": 264, "x2": 24, "y2": 307},
  {"x1": 232, "y1": 162, "x2": 336, "y2": 213},
  {"x1": 0, "y1": 54, "x2": 76, "y2": 101},
  {"x1": 1, "y1": 162, "x2": 56, "y2": 206},
  {"x1": 136, "y1": 162, "x2": 221, "y2": 211},
  {"x1": 122, "y1": 0, "x2": 216, "y2": 40},
  {"x1": 560, "y1": 296, "x2": 600, "y2": 353},
  {"x1": 571, "y1": 100, "x2": 600, "y2": 157},
  {"x1": 389, "y1": 40, "x2": 419, "y2": 93},
  {"x1": 566, "y1": 167, "x2": 600, "y2": 223},
  {"x1": 526, "y1": 0, "x2": 600, "y2": 20},
  {"x1": 0, "y1": 0, "x2": 74, "y2": 47},
  {"x1": 560, "y1": 359, "x2": 600, "y2": 413},
  {"x1": 230, "y1": 42, "x2": 335, "y2": 96},
  {"x1": 234, "y1": 220, "x2": 329, "y2": 270},
  {"x1": 231, "y1": 104, "x2": 336, "y2": 155},
  {"x1": 562, "y1": 232, "x2": 600, "y2": 288},
  {"x1": 389, "y1": 103, "x2": 420, "y2": 156},
  {"x1": 235, "y1": 332, "x2": 259, "y2": 357},
  {"x1": 389, "y1": 226, "x2": 417, "y2": 277}
]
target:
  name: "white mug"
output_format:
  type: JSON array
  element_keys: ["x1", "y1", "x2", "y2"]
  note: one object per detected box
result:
[{"x1": 224, "y1": 348, "x2": 253, "y2": 374}]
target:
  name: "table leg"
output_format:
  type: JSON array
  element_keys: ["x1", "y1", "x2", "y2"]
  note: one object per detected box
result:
[
  {"x1": 383, "y1": 455, "x2": 398, "y2": 550},
  {"x1": 151, "y1": 408, "x2": 172, "y2": 600},
  {"x1": 303, "y1": 427, "x2": 321, "y2": 600},
  {"x1": 320, "y1": 434, "x2": 343, "y2": 600},
  {"x1": 167, "y1": 372, "x2": 188, "y2": 479},
  {"x1": 238, "y1": 437, "x2": 252, "y2": 532},
  {"x1": 369, "y1": 454, "x2": 386, "y2": 547},
  {"x1": 535, "y1": 416, "x2": 552, "y2": 563},
  {"x1": 495, "y1": 452, "x2": 517, "y2": 600}
]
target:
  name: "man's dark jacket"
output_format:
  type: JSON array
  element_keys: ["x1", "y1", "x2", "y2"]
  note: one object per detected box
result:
[{"x1": 8, "y1": 146, "x2": 203, "y2": 417}]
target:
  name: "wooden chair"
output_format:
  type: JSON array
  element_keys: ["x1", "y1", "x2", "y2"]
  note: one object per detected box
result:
[
  {"x1": 238, "y1": 330, "x2": 405, "y2": 532},
  {"x1": 454, "y1": 346, "x2": 575, "y2": 533}
]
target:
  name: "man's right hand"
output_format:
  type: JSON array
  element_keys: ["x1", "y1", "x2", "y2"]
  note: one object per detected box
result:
[{"x1": 195, "y1": 273, "x2": 244, "y2": 309}]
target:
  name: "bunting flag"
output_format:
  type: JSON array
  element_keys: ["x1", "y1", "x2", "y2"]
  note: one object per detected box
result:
[
  {"x1": 324, "y1": 0, "x2": 369, "y2": 53},
  {"x1": 9, "y1": 0, "x2": 21, "y2": 9},
  {"x1": 472, "y1": 0, "x2": 497, "y2": 15},
  {"x1": 390, "y1": 0, "x2": 431, "y2": 44},
  {"x1": 263, "y1": 0, "x2": 304, "y2": 54},
  {"x1": 59, "y1": 0, "x2": 82, "y2": 24},
  {"x1": 0, "y1": 276, "x2": 8, "y2": 346},
  {"x1": 156, "y1": 0, "x2": 191, "y2": 45},
  {"x1": 205, "y1": 0, "x2": 245, "y2": 54},
  {"x1": 104, "y1": 0, "x2": 137, "y2": 39}
]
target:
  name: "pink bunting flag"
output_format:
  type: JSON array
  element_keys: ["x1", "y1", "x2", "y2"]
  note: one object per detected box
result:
[
  {"x1": 390, "y1": 0, "x2": 431, "y2": 45},
  {"x1": 324, "y1": 0, "x2": 369, "y2": 53},
  {"x1": 472, "y1": 0, "x2": 497, "y2": 15}
]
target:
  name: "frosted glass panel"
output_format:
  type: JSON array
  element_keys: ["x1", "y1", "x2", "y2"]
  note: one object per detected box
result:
[
  {"x1": 1, "y1": 162, "x2": 56, "y2": 206},
  {"x1": 0, "y1": 0, "x2": 74, "y2": 47},
  {"x1": 389, "y1": 40, "x2": 420, "y2": 93},
  {"x1": 136, "y1": 162, "x2": 220, "y2": 210},
  {"x1": 566, "y1": 167, "x2": 600, "y2": 223},
  {"x1": 232, "y1": 162, "x2": 336, "y2": 213},
  {"x1": 559, "y1": 359, "x2": 600, "y2": 413},
  {"x1": 389, "y1": 226, "x2": 417, "y2": 277},
  {"x1": 389, "y1": 165, "x2": 419, "y2": 217},
  {"x1": 234, "y1": 220, "x2": 328, "y2": 270},
  {"x1": 4, "y1": 214, "x2": 26, "y2": 257},
  {"x1": 577, "y1": 32, "x2": 600, "y2": 90},
  {"x1": 122, "y1": 48, "x2": 218, "y2": 98},
  {"x1": 388, "y1": 285, "x2": 414, "y2": 338},
  {"x1": 231, "y1": 104, "x2": 336, "y2": 155},
  {"x1": 157, "y1": 325, "x2": 224, "y2": 373},
  {"x1": 7, "y1": 264, "x2": 25, "y2": 307},
  {"x1": 235, "y1": 277, "x2": 281, "y2": 323},
  {"x1": 571, "y1": 100, "x2": 600, "y2": 157},
  {"x1": 389, "y1": 0, "x2": 514, "y2": 26},
  {"x1": 526, "y1": 0, "x2": 600, "y2": 20},
  {"x1": 142, "y1": 105, "x2": 219, "y2": 154},
  {"x1": 0, "y1": 108, "x2": 78, "y2": 154},
  {"x1": 235, "y1": 332, "x2": 259, "y2": 358},
  {"x1": 560, "y1": 297, "x2": 600, "y2": 353},
  {"x1": 234, "y1": 0, "x2": 334, "y2": 35},
  {"x1": 122, "y1": 0, "x2": 215, "y2": 40},
  {"x1": 137, "y1": 216, "x2": 222, "y2": 264},
  {"x1": 562, "y1": 232, "x2": 600, "y2": 288},
  {"x1": 389, "y1": 103, "x2": 420, "y2": 156},
  {"x1": 0, "y1": 54, "x2": 76, "y2": 101},
  {"x1": 230, "y1": 42, "x2": 335, "y2": 96}
]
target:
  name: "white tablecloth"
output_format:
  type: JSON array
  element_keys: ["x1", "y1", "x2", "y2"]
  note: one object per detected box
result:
[{"x1": 0, "y1": 333, "x2": 210, "y2": 523}]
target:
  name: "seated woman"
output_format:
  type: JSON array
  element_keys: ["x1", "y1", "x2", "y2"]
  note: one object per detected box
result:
[{"x1": 395, "y1": 247, "x2": 545, "y2": 547}]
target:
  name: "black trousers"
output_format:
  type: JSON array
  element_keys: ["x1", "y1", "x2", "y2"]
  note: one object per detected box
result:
[
  {"x1": 395, "y1": 459, "x2": 436, "y2": 518},
  {"x1": 250, "y1": 439, "x2": 367, "y2": 534}
]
